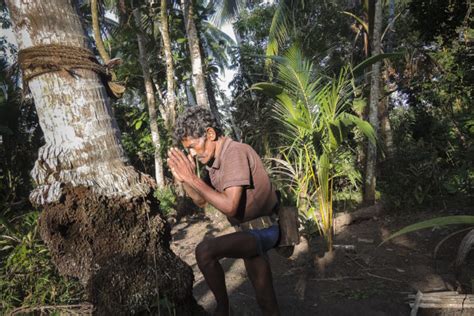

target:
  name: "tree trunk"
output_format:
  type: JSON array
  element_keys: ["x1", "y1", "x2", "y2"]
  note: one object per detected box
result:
[
  {"x1": 133, "y1": 6, "x2": 165, "y2": 188},
  {"x1": 159, "y1": 0, "x2": 177, "y2": 129},
  {"x1": 382, "y1": 0, "x2": 395, "y2": 157},
  {"x1": 378, "y1": 85, "x2": 394, "y2": 157},
  {"x1": 6, "y1": 0, "x2": 196, "y2": 314},
  {"x1": 180, "y1": 0, "x2": 209, "y2": 109},
  {"x1": 364, "y1": 0, "x2": 382, "y2": 205},
  {"x1": 185, "y1": 80, "x2": 197, "y2": 106},
  {"x1": 200, "y1": 34, "x2": 221, "y2": 120}
]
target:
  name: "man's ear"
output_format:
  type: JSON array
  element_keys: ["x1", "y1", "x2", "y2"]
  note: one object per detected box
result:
[{"x1": 206, "y1": 127, "x2": 217, "y2": 141}]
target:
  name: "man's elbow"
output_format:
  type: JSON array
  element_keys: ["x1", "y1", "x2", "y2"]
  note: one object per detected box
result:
[
  {"x1": 225, "y1": 206, "x2": 238, "y2": 217},
  {"x1": 196, "y1": 200, "x2": 207, "y2": 209},
  {"x1": 189, "y1": 195, "x2": 207, "y2": 208}
]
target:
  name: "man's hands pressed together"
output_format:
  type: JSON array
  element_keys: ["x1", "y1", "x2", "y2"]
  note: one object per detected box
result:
[
  {"x1": 166, "y1": 144, "x2": 243, "y2": 217},
  {"x1": 167, "y1": 147, "x2": 197, "y2": 184}
]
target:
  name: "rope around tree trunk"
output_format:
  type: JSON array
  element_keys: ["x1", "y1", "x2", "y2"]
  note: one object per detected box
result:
[{"x1": 18, "y1": 44, "x2": 124, "y2": 98}]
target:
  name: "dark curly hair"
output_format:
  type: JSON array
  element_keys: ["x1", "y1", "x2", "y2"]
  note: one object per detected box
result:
[{"x1": 174, "y1": 107, "x2": 222, "y2": 141}]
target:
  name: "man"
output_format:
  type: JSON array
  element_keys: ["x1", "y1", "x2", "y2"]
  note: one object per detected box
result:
[{"x1": 167, "y1": 107, "x2": 280, "y2": 316}]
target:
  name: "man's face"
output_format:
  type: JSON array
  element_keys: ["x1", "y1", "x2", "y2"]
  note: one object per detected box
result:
[{"x1": 181, "y1": 129, "x2": 217, "y2": 165}]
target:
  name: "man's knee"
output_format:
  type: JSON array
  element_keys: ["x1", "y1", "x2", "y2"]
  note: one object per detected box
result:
[{"x1": 195, "y1": 239, "x2": 216, "y2": 266}]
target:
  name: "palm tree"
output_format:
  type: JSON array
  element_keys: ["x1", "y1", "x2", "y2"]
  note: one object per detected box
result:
[
  {"x1": 180, "y1": 0, "x2": 210, "y2": 108},
  {"x1": 343, "y1": 1, "x2": 398, "y2": 160},
  {"x1": 5, "y1": 0, "x2": 195, "y2": 313},
  {"x1": 133, "y1": 4, "x2": 166, "y2": 187},
  {"x1": 253, "y1": 46, "x2": 375, "y2": 249},
  {"x1": 364, "y1": 0, "x2": 383, "y2": 204},
  {"x1": 159, "y1": 0, "x2": 178, "y2": 128}
]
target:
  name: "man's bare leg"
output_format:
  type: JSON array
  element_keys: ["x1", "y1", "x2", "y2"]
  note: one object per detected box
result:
[
  {"x1": 195, "y1": 232, "x2": 262, "y2": 316},
  {"x1": 244, "y1": 256, "x2": 280, "y2": 316}
]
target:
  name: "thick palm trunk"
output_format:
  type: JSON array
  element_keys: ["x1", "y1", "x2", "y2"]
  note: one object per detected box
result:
[
  {"x1": 133, "y1": 7, "x2": 165, "y2": 188},
  {"x1": 180, "y1": 0, "x2": 210, "y2": 108},
  {"x1": 364, "y1": 0, "x2": 382, "y2": 204},
  {"x1": 159, "y1": 0, "x2": 177, "y2": 129},
  {"x1": 6, "y1": 0, "x2": 195, "y2": 314}
]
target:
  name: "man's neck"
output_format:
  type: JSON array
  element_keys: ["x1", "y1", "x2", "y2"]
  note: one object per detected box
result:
[
  {"x1": 206, "y1": 136, "x2": 226, "y2": 167},
  {"x1": 214, "y1": 136, "x2": 226, "y2": 158}
]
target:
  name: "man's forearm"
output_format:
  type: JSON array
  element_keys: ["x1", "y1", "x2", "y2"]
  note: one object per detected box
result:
[
  {"x1": 182, "y1": 182, "x2": 207, "y2": 208},
  {"x1": 185, "y1": 175, "x2": 241, "y2": 217}
]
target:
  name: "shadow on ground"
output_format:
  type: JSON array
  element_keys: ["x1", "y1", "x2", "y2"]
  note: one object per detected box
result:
[{"x1": 170, "y1": 207, "x2": 473, "y2": 316}]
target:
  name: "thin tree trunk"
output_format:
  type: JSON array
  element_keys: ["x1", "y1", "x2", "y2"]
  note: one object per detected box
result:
[
  {"x1": 6, "y1": 0, "x2": 195, "y2": 313},
  {"x1": 364, "y1": 0, "x2": 382, "y2": 204},
  {"x1": 185, "y1": 80, "x2": 197, "y2": 106},
  {"x1": 200, "y1": 33, "x2": 221, "y2": 119},
  {"x1": 133, "y1": 6, "x2": 165, "y2": 188},
  {"x1": 381, "y1": 0, "x2": 395, "y2": 157},
  {"x1": 379, "y1": 75, "x2": 394, "y2": 157},
  {"x1": 159, "y1": 0, "x2": 177, "y2": 129},
  {"x1": 180, "y1": 0, "x2": 209, "y2": 108}
]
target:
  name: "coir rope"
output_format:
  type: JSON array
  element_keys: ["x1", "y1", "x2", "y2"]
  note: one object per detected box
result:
[{"x1": 18, "y1": 44, "x2": 124, "y2": 98}]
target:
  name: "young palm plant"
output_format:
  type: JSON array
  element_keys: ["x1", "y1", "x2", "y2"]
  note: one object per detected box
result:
[{"x1": 253, "y1": 46, "x2": 376, "y2": 250}]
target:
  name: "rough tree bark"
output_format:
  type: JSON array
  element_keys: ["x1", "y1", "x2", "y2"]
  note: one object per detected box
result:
[
  {"x1": 132, "y1": 6, "x2": 166, "y2": 188},
  {"x1": 6, "y1": 0, "x2": 195, "y2": 314},
  {"x1": 364, "y1": 0, "x2": 383, "y2": 204},
  {"x1": 180, "y1": 0, "x2": 210, "y2": 109}
]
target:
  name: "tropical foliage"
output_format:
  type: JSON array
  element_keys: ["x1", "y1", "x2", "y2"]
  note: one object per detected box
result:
[
  {"x1": 0, "y1": 212, "x2": 84, "y2": 312},
  {"x1": 253, "y1": 47, "x2": 375, "y2": 249},
  {"x1": 1, "y1": 0, "x2": 472, "y2": 310}
]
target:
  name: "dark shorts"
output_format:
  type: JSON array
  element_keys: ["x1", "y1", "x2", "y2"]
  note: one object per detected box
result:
[{"x1": 247, "y1": 224, "x2": 280, "y2": 256}]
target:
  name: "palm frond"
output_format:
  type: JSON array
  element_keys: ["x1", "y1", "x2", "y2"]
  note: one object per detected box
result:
[
  {"x1": 277, "y1": 46, "x2": 320, "y2": 107},
  {"x1": 339, "y1": 113, "x2": 376, "y2": 144},
  {"x1": 202, "y1": 21, "x2": 237, "y2": 73},
  {"x1": 210, "y1": 0, "x2": 245, "y2": 27},
  {"x1": 203, "y1": 21, "x2": 237, "y2": 46},
  {"x1": 265, "y1": 2, "x2": 290, "y2": 66},
  {"x1": 352, "y1": 52, "x2": 404, "y2": 76},
  {"x1": 381, "y1": 216, "x2": 474, "y2": 245},
  {"x1": 342, "y1": 11, "x2": 369, "y2": 34}
]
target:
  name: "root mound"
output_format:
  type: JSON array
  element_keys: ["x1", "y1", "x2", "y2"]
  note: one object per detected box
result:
[{"x1": 38, "y1": 185, "x2": 199, "y2": 315}]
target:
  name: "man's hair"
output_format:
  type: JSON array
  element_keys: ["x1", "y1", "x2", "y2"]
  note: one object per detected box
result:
[{"x1": 174, "y1": 107, "x2": 222, "y2": 141}]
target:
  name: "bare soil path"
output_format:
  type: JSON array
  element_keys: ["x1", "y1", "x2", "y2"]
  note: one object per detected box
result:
[{"x1": 170, "y1": 208, "x2": 473, "y2": 316}]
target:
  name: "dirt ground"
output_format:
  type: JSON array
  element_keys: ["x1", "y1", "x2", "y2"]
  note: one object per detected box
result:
[{"x1": 170, "y1": 207, "x2": 473, "y2": 316}]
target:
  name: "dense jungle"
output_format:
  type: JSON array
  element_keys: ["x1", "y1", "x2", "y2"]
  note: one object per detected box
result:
[{"x1": 0, "y1": 0, "x2": 473, "y2": 315}]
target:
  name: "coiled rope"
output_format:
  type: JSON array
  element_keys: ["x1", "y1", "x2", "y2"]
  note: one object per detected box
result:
[{"x1": 18, "y1": 44, "x2": 125, "y2": 98}]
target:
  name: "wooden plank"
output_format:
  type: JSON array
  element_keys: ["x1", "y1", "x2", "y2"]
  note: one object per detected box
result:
[
  {"x1": 411, "y1": 291, "x2": 423, "y2": 316},
  {"x1": 407, "y1": 291, "x2": 465, "y2": 297},
  {"x1": 407, "y1": 291, "x2": 474, "y2": 310},
  {"x1": 410, "y1": 303, "x2": 474, "y2": 309},
  {"x1": 277, "y1": 206, "x2": 300, "y2": 247},
  {"x1": 407, "y1": 296, "x2": 474, "y2": 302}
]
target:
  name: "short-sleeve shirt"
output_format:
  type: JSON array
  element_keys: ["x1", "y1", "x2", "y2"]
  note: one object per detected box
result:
[{"x1": 205, "y1": 137, "x2": 278, "y2": 224}]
